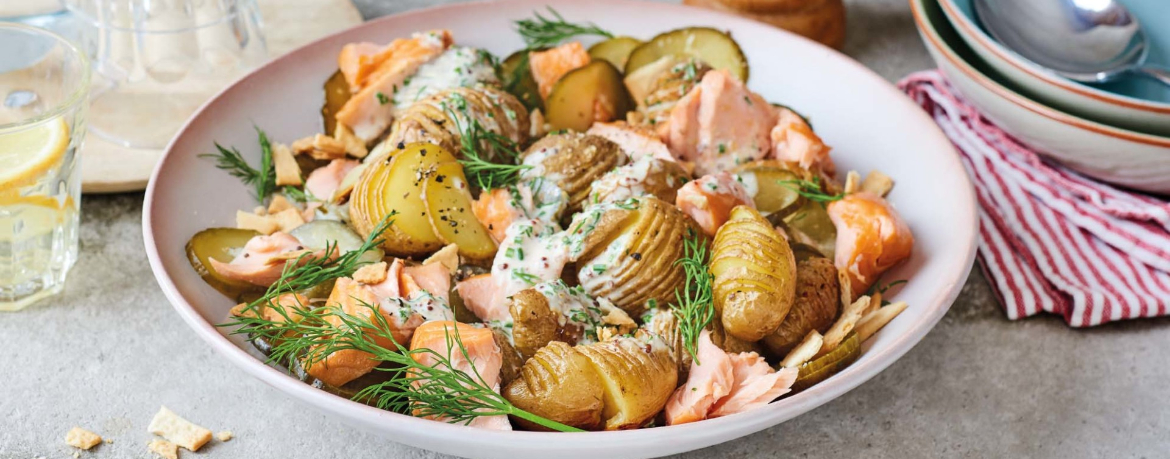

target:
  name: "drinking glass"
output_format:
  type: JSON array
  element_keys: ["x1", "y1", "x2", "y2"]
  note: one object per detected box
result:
[
  {"x1": 65, "y1": 0, "x2": 267, "y2": 148},
  {"x1": 0, "y1": 23, "x2": 89, "y2": 311}
]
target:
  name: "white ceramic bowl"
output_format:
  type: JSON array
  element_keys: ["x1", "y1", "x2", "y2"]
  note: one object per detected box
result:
[
  {"x1": 143, "y1": 1, "x2": 977, "y2": 457},
  {"x1": 917, "y1": 0, "x2": 1170, "y2": 194},
  {"x1": 937, "y1": 0, "x2": 1170, "y2": 137}
]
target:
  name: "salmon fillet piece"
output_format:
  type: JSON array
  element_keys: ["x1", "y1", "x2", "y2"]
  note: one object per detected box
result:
[
  {"x1": 208, "y1": 232, "x2": 321, "y2": 287},
  {"x1": 666, "y1": 70, "x2": 777, "y2": 176},
  {"x1": 410, "y1": 320, "x2": 511, "y2": 430},
  {"x1": 771, "y1": 107, "x2": 834, "y2": 176},
  {"x1": 529, "y1": 42, "x2": 591, "y2": 100},
  {"x1": 708, "y1": 353, "x2": 798, "y2": 418},
  {"x1": 664, "y1": 330, "x2": 734, "y2": 426},
  {"x1": 335, "y1": 30, "x2": 453, "y2": 142},
  {"x1": 676, "y1": 172, "x2": 755, "y2": 236},
  {"x1": 827, "y1": 191, "x2": 914, "y2": 297}
]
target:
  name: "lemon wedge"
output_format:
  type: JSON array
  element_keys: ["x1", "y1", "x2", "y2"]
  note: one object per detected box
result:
[{"x1": 0, "y1": 117, "x2": 69, "y2": 191}]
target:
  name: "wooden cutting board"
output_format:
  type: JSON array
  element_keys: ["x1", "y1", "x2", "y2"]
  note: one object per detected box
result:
[{"x1": 80, "y1": 0, "x2": 362, "y2": 193}]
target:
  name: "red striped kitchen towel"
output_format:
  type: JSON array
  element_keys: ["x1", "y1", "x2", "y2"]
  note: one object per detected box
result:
[{"x1": 898, "y1": 70, "x2": 1170, "y2": 327}]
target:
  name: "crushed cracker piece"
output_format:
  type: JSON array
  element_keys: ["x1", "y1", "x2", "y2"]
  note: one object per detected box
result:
[
  {"x1": 843, "y1": 170, "x2": 861, "y2": 194},
  {"x1": 334, "y1": 123, "x2": 368, "y2": 158},
  {"x1": 353, "y1": 262, "x2": 389, "y2": 285},
  {"x1": 860, "y1": 170, "x2": 894, "y2": 197},
  {"x1": 267, "y1": 194, "x2": 295, "y2": 214},
  {"x1": 216, "y1": 431, "x2": 233, "y2": 442},
  {"x1": 292, "y1": 134, "x2": 346, "y2": 160},
  {"x1": 148, "y1": 406, "x2": 212, "y2": 452},
  {"x1": 422, "y1": 244, "x2": 459, "y2": 275},
  {"x1": 273, "y1": 143, "x2": 303, "y2": 186},
  {"x1": 148, "y1": 439, "x2": 179, "y2": 459},
  {"x1": 65, "y1": 427, "x2": 102, "y2": 450}
]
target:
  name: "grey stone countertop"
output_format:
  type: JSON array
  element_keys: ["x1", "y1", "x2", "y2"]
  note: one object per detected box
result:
[{"x1": 4, "y1": 0, "x2": 1169, "y2": 458}]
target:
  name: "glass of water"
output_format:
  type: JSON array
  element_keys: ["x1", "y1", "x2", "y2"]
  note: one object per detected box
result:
[
  {"x1": 65, "y1": 0, "x2": 267, "y2": 149},
  {"x1": 0, "y1": 23, "x2": 89, "y2": 311}
]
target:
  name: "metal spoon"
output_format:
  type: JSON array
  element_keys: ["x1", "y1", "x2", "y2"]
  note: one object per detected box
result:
[{"x1": 974, "y1": 0, "x2": 1170, "y2": 87}]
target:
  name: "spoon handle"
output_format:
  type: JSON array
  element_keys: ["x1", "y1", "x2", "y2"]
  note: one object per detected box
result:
[{"x1": 1130, "y1": 65, "x2": 1170, "y2": 87}]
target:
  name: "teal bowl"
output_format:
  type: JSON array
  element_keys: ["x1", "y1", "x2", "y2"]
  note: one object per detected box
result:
[{"x1": 939, "y1": 0, "x2": 1170, "y2": 136}]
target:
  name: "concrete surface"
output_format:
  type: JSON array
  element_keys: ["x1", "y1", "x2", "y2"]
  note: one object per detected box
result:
[{"x1": 4, "y1": 1, "x2": 1170, "y2": 458}]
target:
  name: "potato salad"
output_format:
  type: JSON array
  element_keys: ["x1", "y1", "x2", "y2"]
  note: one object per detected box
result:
[{"x1": 191, "y1": 9, "x2": 915, "y2": 432}]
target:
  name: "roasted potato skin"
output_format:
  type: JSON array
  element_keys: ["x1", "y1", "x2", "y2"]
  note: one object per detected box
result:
[
  {"x1": 590, "y1": 156, "x2": 691, "y2": 205},
  {"x1": 762, "y1": 257, "x2": 840, "y2": 357},
  {"x1": 576, "y1": 337, "x2": 677, "y2": 430},
  {"x1": 711, "y1": 206, "x2": 797, "y2": 342},
  {"x1": 503, "y1": 341, "x2": 605, "y2": 431},
  {"x1": 523, "y1": 133, "x2": 626, "y2": 213},
  {"x1": 574, "y1": 197, "x2": 703, "y2": 317},
  {"x1": 493, "y1": 329, "x2": 524, "y2": 387},
  {"x1": 384, "y1": 86, "x2": 529, "y2": 163},
  {"x1": 509, "y1": 289, "x2": 571, "y2": 360}
]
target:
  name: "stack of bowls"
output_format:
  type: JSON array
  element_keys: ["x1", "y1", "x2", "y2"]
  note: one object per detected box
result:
[{"x1": 911, "y1": 0, "x2": 1170, "y2": 194}]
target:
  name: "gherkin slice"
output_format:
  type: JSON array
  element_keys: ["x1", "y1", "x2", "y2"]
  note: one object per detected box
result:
[{"x1": 791, "y1": 332, "x2": 860, "y2": 392}]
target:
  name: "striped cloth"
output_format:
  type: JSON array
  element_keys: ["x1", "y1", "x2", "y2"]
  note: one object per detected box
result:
[{"x1": 899, "y1": 70, "x2": 1170, "y2": 327}]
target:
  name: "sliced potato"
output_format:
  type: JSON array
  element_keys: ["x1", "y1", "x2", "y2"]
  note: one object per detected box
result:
[
  {"x1": 288, "y1": 220, "x2": 384, "y2": 265},
  {"x1": 624, "y1": 27, "x2": 749, "y2": 82},
  {"x1": 503, "y1": 341, "x2": 605, "y2": 431},
  {"x1": 422, "y1": 162, "x2": 498, "y2": 261},
  {"x1": 522, "y1": 132, "x2": 626, "y2": 213},
  {"x1": 321, "y1": 69, "x2": 351, "y2": 137},
  {"x1": 545, "y1": 60, "x2": 634, "y2": 132},
  {"x1": 762, "y1": 257, "x2": 840, "y2": 357},
  {"x1": 499, "y1": 50, "x2": 544, "y2": 112},
  {"x1": 349, "y1": 142, "x2": 455, "y2": 257},
  {"x1": 790, "y1": 331, "x2": 860, "y2": 393},
  {"x1": 711, "y1": 206, "x2": 798, "y2": 342},
  {"x1": 733, "y1": 160, "x2": 808, "y2": 219},
  {"x1": 576, "y1": 336, "x2": 677, "y2": 430},
  {"x1": 587, "y1": 36, "x2": 643, "y2": 69},
  {"x1": 186, "y1": 228, "x2": 262, "y2": 300}
]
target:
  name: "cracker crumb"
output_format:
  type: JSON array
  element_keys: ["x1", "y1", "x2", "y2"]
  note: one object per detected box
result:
[
  {"x1": 352, "y1": 262, "x2": 388, "y2": 285},
  {"x1": 216, "y1": 431, "x2": 233, "y2": 442},
  {"x1": 65, "y1": 427, "x2": 102, "y2": 450},
  {"x1": 72, "y1": 452, "x2": 79, "y2": 459},
  {"x1": 148, "y1": 439, "x2": 179, "y2": 459},
  {"x1": 148, "y1": 406, "x2": 212, "y2": 452}
]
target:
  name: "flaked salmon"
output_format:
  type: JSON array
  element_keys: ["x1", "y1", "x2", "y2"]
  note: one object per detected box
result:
[
  {"x1": 529, "y1": 42, "x2": 591, "y2": 100},
  {"x1": 666, "y1": 70, "x2": 776, "y2": 176},
  {"x1": 208, "y1": 232, "x2": 321, "y2": 287},
  {"x1": 410, "y1": 320, "x2": 510, "y2": 430},
  {"x1": 304, "y1": 158, "x2": 360, "y2": 201},
  {"x1": 664, "y1": 330, "x2": 734, "y2": 426},
  {"x1": 827, "y1": 191, "x2": 914, "y2": 297},
  {"x1": 337, "y1": 41, "x2": 386, "y2": 92},
  {"x1": 676, "y1": 172, "x2": 755, "y2": 236},
  {"x1": 586, "y1": 121, "x2": 676, "y2": 163},
  {"x1": 771, "y1": 107, "x2": 834, "y2": 176},
  {"x1": 455, "y1": 273, "x2": 509, "y2": 323},
  {"x1": 335, "y1": 30, "x2": 453, "y2": 142},
  {"x1": 471, "y1": 188, "x2": 518, "y2": 244},
  {"x1": 709, "y1": 353, "x2": 798, "y2": 418}
]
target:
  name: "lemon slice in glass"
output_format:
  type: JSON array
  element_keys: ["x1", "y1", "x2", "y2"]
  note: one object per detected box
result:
[{"x1": 0, "y1": 117, "x2": 69, "y2": 191}]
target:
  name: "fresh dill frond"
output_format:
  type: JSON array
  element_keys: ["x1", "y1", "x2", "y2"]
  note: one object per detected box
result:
[
  {"x1": 865, "y1": 278, "x2": 907, "y2": 306},
  {"x1": 514, "y1": 7, "x2": 613, "y2": 49},
  {"x1": 671, "y1": 229, "x2": 715, "y2": 364},
  {"x1": 441, "y1": 96, "x2": 531, "y2": 190},
  {"x1": 244, "y1": 212, "x2": 396, "y2": 313},
  {"x1": 200, "y1": 127, "x2": 277, "y2": 201},
  {"x1": 222, "y1": 297, "x2": 581, "y2": 431},
  {"x1": 281, "y1": 186, "x2": 314, "y2": 203},
  {"x1": 778, "y1": 177, "x2": 844, "y2": 204}
]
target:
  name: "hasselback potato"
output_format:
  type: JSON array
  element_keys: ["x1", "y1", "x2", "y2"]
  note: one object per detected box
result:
[
  {"x1": 643, "y1": 307, "x2": 692, "y2": 377},
  {"x1": 570, "y1": 197, "x2": 701, "y2": 317},
  {"x1": 520, "y1": 132, "x2": 627, "y2": 214},
  {"x1": 625, "y1": 57, "x2": 712, "y2": 129},
  {"x1": 349, "y1": 143, "x2": 456, "y2": 256},
  {"x1": 383, "y1": 86, "x2": 529, "y2": 163},
  {"x1": 589, "y1": 156, "x2": 691, "y2": 205},
  {"x1": 576, "y1": 336, "x2": 678, "y2": 430},
  {"x1": 711, "y1": 205, "x2": 797, "y2": 342},
  {"x1": 762, "y1": 257, "x2": 840, "y2": 357},
  {"x1": 503, "y1": 341, "x2": 605, "y2": 431}
]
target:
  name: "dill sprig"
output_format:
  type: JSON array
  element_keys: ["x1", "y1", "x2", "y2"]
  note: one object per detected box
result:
[
  {"x1": 441, "y1": 96, "x2": 531, "y2": 190},
  {"x1": 778, "y1": 177, "x2": 844, "y2": 204},
  {"x1": 223, "y1": 299, "x2": 581, "y2": 431},
  {"x1": 281, "y1": 186, "x2": 313, "y2": 203},
  {"x1": 865, "y1": 279, "x2": 907, "y2": 306},
  {"x1": 514, "y1": 7, "x2": 613, "y2": 49},
  {"x1": 245, "y1": 213, "x2": 395, "y2": 312},
  {"x1": 200, "y1": 127, "x2": 276, "y2": 201},
  {"x1": 671, "y1": 229, "x2": 715, "y2": 364}
]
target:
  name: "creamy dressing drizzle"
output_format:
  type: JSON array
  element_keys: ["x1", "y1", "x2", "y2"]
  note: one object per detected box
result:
[
  {"x1": 392, "y1": 46, "x2": 499, "y2": 110},
  {"x1": 735, "y1": 172, "x2": 759, "y2": 199}
]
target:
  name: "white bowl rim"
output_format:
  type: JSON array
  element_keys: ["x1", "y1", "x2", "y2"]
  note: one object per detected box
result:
[
  {"x1": 142, "y1": 0, "x2": 979, "y2": 454},
  {"x1": 937, "y1": 0, "x2": 1170, "y2": 114},
  {"x1": 922, "y1": 0, "x2": 1170, "y2": 147}
]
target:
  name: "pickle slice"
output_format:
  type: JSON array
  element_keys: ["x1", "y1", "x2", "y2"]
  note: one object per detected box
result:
[
  {"x1": 288, "y1": 220, "x2": 384, "y2": 265},
  {"x1": 784, "y1": 198, "x2": 837, "y2": 261},
  {"x1": 186, "y1": 227, "x2": 263, "y2": 300},
  {"x1": 321, "y1": 69, "x2": 351, "y2": 136},
  {"x1": 499, "y1": 49, "x2": 544, "y2": 112},
  {"x1": 733, "y1": 160, "x2": 807, "y2": 220},
  {"x1": 289, "y1": 354, "x2": 399, "y2": 403},
  {"x1": 791, "y1": 332, "x2": 860, "y2": 392},
  {"x1": 624, "y1": 27, "x2": 749, "y2": 82},
  {"x1": 587, "y1": 36, "x2": 644, "y2": 70},
  {"x1": 545, "y1": 60, "x2": 634, "y2": 132}
]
